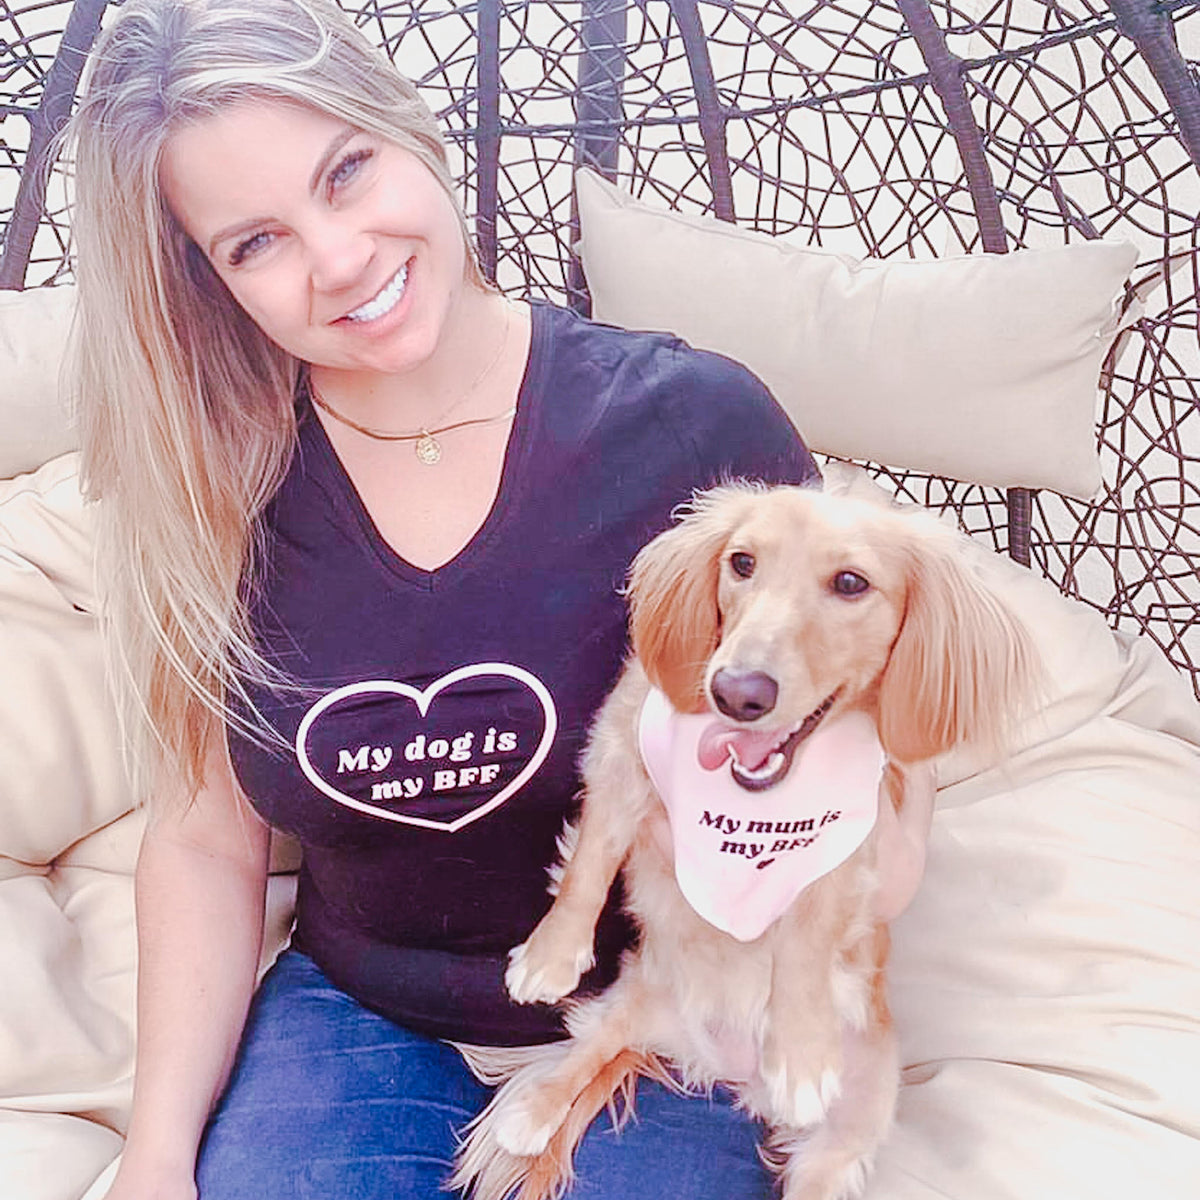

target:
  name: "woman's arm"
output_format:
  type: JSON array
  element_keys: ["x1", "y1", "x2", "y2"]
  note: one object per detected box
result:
[
  {"x1": 873, "y1": 761, "x2": 936, "y2": 924},
  {"x1": 105, "y1": 746, "x2": 271, "y2": 1200}
]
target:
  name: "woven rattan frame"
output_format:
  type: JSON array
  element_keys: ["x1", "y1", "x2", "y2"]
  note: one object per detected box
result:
[{"x1": 2, "y1": 1, "x2": 1198, "y2": 695}]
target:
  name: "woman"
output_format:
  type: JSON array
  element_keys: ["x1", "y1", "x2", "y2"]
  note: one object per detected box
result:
[{"x1": 67, "y1": 2, "x2": 930, "y2": 1197}]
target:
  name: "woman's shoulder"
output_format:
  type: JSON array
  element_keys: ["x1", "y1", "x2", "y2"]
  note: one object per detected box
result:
[
  {"x1": 533, "y1": 300, "x2": 783, "y2": 419},
  {"x1": 537, "y1": 300, "x2": 755, "y2": 381},
  {"x1": 531, "y1": 301, "x2": 816, "y2": 485}
]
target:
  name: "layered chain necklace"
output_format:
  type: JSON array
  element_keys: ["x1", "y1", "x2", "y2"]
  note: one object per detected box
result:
[{"x1": 308, "y1": 300, "x2": 514, "y2": 466}]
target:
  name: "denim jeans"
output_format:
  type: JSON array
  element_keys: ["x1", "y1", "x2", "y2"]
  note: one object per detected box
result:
[{"x1": 196, "y1": 949, "x2": 773, "y2": 1199}]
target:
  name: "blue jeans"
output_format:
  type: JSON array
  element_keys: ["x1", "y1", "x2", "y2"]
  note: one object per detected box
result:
[{"x1": 196, "y1": 949, "x2": 772, "y2": 1199}]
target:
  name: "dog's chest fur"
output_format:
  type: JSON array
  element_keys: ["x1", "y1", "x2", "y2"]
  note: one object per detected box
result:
[{"x1": 620, "y1": 800, "x2": 881, "y2": 1089}]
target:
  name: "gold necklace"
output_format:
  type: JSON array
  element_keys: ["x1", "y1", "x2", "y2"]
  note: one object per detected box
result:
[
  {"x1": 310, "y1": 389, "x2": 517, "y2": 464},
  {"x1": 308, "y1": 300, "x2": 514, "y2": 465}
]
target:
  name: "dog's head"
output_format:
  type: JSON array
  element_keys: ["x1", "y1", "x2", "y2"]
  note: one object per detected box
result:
[{"x1": 628, "y1": 480, "x2": 1038, "y2": 776}]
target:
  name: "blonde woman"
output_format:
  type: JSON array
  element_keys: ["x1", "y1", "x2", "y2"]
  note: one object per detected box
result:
[{"x1": 67, "y1": 1, "x2": 931, "y2": 1197}]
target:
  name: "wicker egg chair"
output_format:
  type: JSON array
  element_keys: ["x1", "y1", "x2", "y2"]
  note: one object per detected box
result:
[{"x1": 0, "y1": 5, "x2": 1198, "y2": 1200}]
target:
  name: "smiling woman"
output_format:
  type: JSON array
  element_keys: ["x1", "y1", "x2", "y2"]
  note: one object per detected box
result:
[
  {"x1": 157, "y1": 98, "x2": 532, "y2": 571},
  {"x1": 67, "y1": 0, "x2": 492, "y2": 797},
  {"x1": 61, "y1": 1, "x2": 825, "y2": 1199}
]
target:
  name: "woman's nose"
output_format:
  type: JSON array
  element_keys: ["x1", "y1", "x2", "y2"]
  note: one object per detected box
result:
[{"x1": 306, "y1": 214, "x2": 373, "y2": 292}]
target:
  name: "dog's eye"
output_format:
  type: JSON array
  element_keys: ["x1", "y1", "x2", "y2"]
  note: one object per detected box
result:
[
  {"x1": 831, "y1": 570, "x2": 870, "y2": 597},
  {"x1": 729, "y1": 551, "x2": 756, "y2": 579}
]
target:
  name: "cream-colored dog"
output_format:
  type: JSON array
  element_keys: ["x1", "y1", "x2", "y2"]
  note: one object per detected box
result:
[{"x1": 454, "y1": 480, "x2": 1038, "y2": 1200}]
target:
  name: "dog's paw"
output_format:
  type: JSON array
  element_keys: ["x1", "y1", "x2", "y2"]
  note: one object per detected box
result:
[
  {"x1": 762, "y1": 1059, "x2": 842, "y2": 1129},
  {"x1": 781, "y1": 1151, "x2": 874, "y2": 1200},
  {"x1": 506, "y1": 937, "x2": 594, "y2": 1005}
]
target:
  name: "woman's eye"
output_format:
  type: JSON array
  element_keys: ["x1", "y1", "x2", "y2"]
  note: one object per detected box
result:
[
  {"x1": 228, "y1": 230, "x2": 274, "y2": 266},
  {"x1": 831, "y1": 570, "x2": 870, "y2": 597},
  {"x1": 729, "y1": 551, "x2": 756, "y2": 579},
  {"x1": 328, "y1": 148, "x2": 373, "y2": 193}
]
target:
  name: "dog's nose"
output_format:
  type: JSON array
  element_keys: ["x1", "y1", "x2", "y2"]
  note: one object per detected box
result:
[{"x1": 710, "y1": 669, "x2": 778, "y2": 722}]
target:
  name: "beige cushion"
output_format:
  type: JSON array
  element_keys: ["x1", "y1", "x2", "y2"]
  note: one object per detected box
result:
[
  {"x1": 881, "y1": 539, "x2": 1200, "y2": 1198},
  {"x1": 0, "y1": 286, "x2": 79, "y2": 481},
  {"x1": 576, "y1": 169, "x2": 1140, "y2": 500},
  {"x1": 0, "y1": 455, "x2": 125, "y2": 862},
  {"x1": 0, "y1": 456, "x2": 296, "y2": 1200},
  {"x1": 0, "y1": 455, "x2": 135, "y2": 1200},
  {"x1": 0, "y1": 1111, "x2": 123, "y2": 1200}
]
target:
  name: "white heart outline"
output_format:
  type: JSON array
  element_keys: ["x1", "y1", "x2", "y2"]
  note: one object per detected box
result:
[{"x1": 295, "y1": 662, "x2": 558, "y2": 832}]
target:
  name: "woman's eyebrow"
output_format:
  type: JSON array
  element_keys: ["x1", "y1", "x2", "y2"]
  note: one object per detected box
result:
[{"x1": 308, "y1": 125, "x2": 358, "y2": 193}]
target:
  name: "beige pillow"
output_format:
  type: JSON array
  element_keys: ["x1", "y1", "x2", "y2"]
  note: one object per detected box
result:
[
  {"x1": 576, "y1": 169, "x2": 1140, "y2": 500},
  {"x1": 0, "y1": 285, "x2": 79, "y2": 480}
]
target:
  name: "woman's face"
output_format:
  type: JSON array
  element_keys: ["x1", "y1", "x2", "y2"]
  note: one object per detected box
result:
[{"x1": 160, "y1": 99, "x2": 469, "y2": 377}]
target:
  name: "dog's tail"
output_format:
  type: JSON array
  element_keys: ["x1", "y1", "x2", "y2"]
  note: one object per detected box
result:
[{"x1": 450, "y1": 1042, "x2": 677, "y2": 1200}]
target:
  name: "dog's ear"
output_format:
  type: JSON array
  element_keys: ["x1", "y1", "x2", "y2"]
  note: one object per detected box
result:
[
  {"x1": 877, "y1": 530, "x2": 1038, "y2": 764},
  {"x1": 628, "y1": 488, "x2": 746, "y2": 713}
]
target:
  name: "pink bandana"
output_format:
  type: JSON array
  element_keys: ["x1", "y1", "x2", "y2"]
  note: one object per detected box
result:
[{"x1": 637, "y1": 687, "x2": 885, "y2": 942}]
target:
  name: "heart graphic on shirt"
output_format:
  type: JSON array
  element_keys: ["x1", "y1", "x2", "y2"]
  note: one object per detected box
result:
[{"x1": 295, "y1": 662, "x2": 557, "y2": 832}]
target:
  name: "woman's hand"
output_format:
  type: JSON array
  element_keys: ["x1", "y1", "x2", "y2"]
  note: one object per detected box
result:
[
  {"x1": 873, "y1": 761, "x2": 936, "y2": 922},
  {"x1": 101, "y1": 1155, "x2": 198, "y2": 1200}
]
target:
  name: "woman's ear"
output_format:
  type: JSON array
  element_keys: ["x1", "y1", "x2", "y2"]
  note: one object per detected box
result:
[
  {"x1": 877, "y1": 531, "x2": 1039, "y2": 764},
  {"x1": 628, "y1": 488, "x2": 747, "y2": 713}
]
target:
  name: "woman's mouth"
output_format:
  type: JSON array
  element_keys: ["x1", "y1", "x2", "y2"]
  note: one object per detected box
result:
[{"x1": 344, "y1": 262, "x2": 409, "y2": 323}]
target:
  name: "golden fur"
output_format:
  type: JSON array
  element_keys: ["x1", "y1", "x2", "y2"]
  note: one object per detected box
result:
[{"x1": 453, "y1": 478, "x2": 1038, "y2": 1200}]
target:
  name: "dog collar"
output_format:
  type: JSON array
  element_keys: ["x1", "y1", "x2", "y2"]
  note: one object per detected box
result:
[{"x1": 637, "y1": 686, "x2": 884, "y2": 942}]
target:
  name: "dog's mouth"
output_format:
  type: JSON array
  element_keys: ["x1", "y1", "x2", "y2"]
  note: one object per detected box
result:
[{"x1": 697, "y1": 692, "x2": 839, "y2": 793}]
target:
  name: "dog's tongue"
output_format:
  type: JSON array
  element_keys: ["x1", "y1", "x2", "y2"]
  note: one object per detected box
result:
[{"x1": 696, "y1": 721, "x2": 781, "y2": 772}]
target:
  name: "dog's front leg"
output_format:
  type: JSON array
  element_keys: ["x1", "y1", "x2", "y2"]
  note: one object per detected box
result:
[
  {"x1": 507, "y1": 675, "x2": 651, "y2": 1006},
  {"x1": 506, "y1": 788, "x2": 635, "y2": 1004},
  {"x1": 756, "y1": 887, "x2": 857, "y2": 1129}
]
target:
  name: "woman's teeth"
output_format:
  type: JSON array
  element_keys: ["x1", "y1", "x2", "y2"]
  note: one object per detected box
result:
[{"x1": 346, "y1": 263, "x2": 408, "y2": 322}]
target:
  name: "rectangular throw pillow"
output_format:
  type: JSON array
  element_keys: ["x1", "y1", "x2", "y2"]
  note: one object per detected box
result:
[{"x1": 575, "y1": 168, "x2": 1140, "y2": 500}]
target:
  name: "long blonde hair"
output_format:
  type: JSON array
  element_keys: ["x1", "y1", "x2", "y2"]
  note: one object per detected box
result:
[{"x1": 67, "y1": 0, "x2": 485, "y2": 807}]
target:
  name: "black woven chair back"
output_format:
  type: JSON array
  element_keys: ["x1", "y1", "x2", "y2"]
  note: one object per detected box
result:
[{"x1": 2, "y1": 1, "x2": 1197, "y2": 695}]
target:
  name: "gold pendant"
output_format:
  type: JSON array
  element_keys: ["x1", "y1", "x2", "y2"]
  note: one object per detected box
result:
[{"x1": 414, "y1": 432, "x2": 442, "y2": 465}]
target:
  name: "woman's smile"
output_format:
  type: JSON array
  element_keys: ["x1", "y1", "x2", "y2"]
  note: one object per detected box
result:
[{"x1": 342, "y1": 260, "x2": 410, "y2": 323}]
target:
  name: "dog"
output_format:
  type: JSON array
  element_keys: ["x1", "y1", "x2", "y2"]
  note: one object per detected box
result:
[{"x1": 452, "y1": 477, "x2": 1039, "y2": 1200}]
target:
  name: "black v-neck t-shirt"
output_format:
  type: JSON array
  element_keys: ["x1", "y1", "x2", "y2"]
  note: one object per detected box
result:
[{"x1": 229, "y1": 302, "x2": 818, "y2": 1044}]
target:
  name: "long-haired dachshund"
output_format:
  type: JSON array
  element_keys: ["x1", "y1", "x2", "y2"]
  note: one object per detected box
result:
[{"x1": 453, "y1": 478, "x2": 1039, "y2": 1200}]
